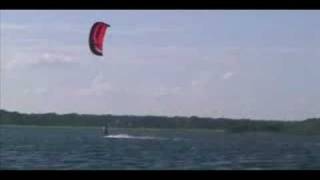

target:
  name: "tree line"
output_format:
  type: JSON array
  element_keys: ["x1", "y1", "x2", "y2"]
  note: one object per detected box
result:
[{"x1": 1, "y1": 109, "x2": 320, "y2": 134}]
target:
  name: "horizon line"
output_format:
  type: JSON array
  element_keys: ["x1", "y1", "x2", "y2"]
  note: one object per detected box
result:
[{"x1": 1, "y1": 108, "x2": 318, "y2": 122}]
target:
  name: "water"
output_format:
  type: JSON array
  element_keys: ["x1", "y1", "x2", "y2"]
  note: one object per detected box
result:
[{"x1": 1, "y1": 125, "x2": 320, "y2": 170}]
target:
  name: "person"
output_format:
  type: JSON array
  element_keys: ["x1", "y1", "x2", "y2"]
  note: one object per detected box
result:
[{"x1": 103, "y1": 123, "x2": 109, "y2": 136}]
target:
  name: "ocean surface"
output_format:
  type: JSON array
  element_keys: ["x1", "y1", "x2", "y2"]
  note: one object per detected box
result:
[{"x1": 1, "y1": 125, "x2": 320, "y2": 170}]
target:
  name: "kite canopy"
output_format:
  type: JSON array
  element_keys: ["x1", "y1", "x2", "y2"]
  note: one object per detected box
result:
[{"x1": 89, "y1": 22, "x2": 110, "y2": 56}]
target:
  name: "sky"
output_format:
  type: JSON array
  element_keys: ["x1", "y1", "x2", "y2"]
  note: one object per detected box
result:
[{"x1": 0, "y1": 10, "x2": 320, "y2": 120}]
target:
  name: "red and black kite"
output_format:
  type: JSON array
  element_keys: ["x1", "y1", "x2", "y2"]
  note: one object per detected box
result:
[{"x1": 89, "y1": 22, "x2": 111, "y2": 56}]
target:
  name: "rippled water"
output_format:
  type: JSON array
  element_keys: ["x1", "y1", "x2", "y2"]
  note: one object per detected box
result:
[{"x1": 1, "y1": 125, "x2": 320, "y2": 170}]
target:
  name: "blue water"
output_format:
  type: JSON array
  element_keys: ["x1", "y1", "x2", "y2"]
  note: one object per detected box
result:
[{"x1": 1, "y1": 125, "x2": 320, "y2": 170}]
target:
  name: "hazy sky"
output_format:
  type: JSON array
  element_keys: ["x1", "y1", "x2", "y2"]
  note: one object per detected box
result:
[{"x1": 1, "y1": 10, "x2": 319, "y2": 120}]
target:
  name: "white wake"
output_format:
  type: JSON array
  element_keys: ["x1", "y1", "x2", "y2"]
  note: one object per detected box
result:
[{"x1": 103, "y1": 134, "x2": 165, "y2": 140}]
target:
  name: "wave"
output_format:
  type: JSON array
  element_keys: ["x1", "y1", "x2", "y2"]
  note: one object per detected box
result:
[{"x1": 103, "y1": 134, "x2": 166, "y2": 140}]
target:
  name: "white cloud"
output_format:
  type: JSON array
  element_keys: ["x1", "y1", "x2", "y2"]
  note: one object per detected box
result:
[
  {"x1": 34, "y1": 87, "x2": 48, "y2": 95},
  {"x1": 92, "y1": 73, "x2": 104, "y2": 86},
  {"x1": 22, "y1": 88, "x2": 47, "y2": 95},
  {"x1": 23, "y1": 89, "x2": 31, "y2": 95},
  {"x1": 297, "y1": 97, "x2": 307, "y2": 105},
  {"x1": 222, "y1": 72, "x2": 234, "y2": 80},
  {"x1": 1, "y1": 22, "x2": 86, "y2": 35},
  {"x1": 38, "y1": 53, "x2": 76, "y2": 64},
  {"x1": 191, "y1": 79, "x2": 206, "y2": 88},
  {"x1": 4, "y1": 59, "x2": 21, "y2": 71},
  {"x1": 154, "y1": 86, "x2": 182, "y2": 98},
  {"x1": 191, "y1": 80, "x2": 200, "y2": 87},
  {"x1": 77, "y1": 83, "x2": 112, "y2": 96},
  {"x1": 76, "y1": 73, "x2": 113, "y2": 96},
  {"x1": 4, "y1": 52, "x2": 79, "y2": 70},
  {"x1": 115, "y1": 26, "x2": 182, "y2": 36},
  {"x1": 190, "y1": 71, "x2": 215, "y2": 90},
  {"x1": 1, "y1": 23, "x2": 29, "y2": 31}
]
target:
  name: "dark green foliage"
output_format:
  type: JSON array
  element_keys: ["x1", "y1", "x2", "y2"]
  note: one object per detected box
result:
[{"x1": 0, "y1": 109, "x2": 319, "y2": 134}]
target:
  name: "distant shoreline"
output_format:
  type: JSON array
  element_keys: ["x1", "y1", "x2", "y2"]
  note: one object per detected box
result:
[
  {"x1": 0, "y1": 124, "x2": 227, "y2": 132},
  {"x1": 1, "y1": 109, "x2": 320, "y2": 135}
]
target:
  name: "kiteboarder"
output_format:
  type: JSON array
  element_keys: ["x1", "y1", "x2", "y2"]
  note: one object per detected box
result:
[{"x1": 103, "y1": 123, "x2": 109, "y2": 136}]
